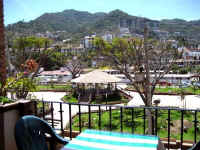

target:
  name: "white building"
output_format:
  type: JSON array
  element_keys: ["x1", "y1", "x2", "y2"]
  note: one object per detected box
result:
[
  {"x1": 38, "y1": 70, "x2": 72, "y2": 83},
  {"x1": 84, "y1": 35, "x2": 96, "y2": 49},
  {"x1": 179, "y1": 47, "x2": 200, "y2": 60},
  {"x1": 153, "y1": 30, "x2": 169, "y2": 40},
  {"x1": 102, "y1": 33, "x2": 113, "y2": 42},
  {"x1": 168, "y1": 40, "x2": 178, "y2": 48},
  {"x1": 119, "y1": 27, "x2": 131, "y2": 37}
]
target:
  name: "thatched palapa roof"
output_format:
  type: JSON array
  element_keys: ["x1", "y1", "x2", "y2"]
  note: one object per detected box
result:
[{"x1": 71, "y1": 70, "x2": 121, "y2": 84}]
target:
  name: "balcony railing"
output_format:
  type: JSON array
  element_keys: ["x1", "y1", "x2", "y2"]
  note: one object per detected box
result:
[{"x1": 33, "y1": 100, "x2": 200, "y2": 149}]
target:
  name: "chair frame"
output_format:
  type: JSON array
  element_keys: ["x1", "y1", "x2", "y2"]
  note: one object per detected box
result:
[{"x1": 15, "y1": 115, "x2": 68, "y2": 150}]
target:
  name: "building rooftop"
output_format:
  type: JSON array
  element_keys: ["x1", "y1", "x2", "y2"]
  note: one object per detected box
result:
[{"x1": 40, "y1": 70, "x2": 71, "y2": 76}]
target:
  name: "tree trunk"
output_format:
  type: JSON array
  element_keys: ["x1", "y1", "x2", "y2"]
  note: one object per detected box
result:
[
  {"x1": 0, "y1": 0, "x2": 7, "y2": 96},
  {"x1": 72, "y1": 74, "x2": 76, "y2": 79},
  {"x1": 144, "y1": 26, "x2": 154, "y2": 134}
]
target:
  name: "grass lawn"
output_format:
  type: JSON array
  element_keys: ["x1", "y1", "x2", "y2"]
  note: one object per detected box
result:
[
  {"x1": 126, "y1": 85, "x2": 200, "y2": 95},
  {"x1": 36, "y1": 83, "x2": 72, "y2": 91},
  {"x1": 156, "y1": 86, "x2": 200, "y2": 94},
  {"x1": 69, "y1": 108, "x2": 200, "y2": 141},
  {"x1": 62, "y1": 94, "x2": 78, "y2": 103}
]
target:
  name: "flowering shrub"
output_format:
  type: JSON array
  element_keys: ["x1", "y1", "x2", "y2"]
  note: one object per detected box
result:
[
  {"x1": 21, "y1": 59, "x2": 38, "y2": 74},
  {"x1": 0, "y1": 96, "x2": 13, "y2": 104},
  {"x1": 5, "y1": 59, "x2": 39, "y2": 99},
  {"x1": 6, "y1": 73, "x2": 37, "y2": 99}
]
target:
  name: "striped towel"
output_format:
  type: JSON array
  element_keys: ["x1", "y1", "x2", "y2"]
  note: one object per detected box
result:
[{"x1": 63, "y1": 129, "x2": 160, "y2": 150}]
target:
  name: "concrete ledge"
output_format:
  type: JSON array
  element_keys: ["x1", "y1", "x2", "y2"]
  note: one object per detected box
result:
[
  {"x1": 63, "y1": 130, "x2": 80, "y2": 138},
  {"x1": 0, "y1": 100, "x2": 36, "y2": 150},
  {"x1": 161, "y1": 138, "x2": 194, "y2": 149}
]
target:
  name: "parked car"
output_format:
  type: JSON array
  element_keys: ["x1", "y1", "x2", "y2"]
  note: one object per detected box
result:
[
  {"x1": 179, "y1": 80, "x2": 191, "y2": 88},
  {"x1": 193, "y1": 82, "x2": 200, "y2": 88}
]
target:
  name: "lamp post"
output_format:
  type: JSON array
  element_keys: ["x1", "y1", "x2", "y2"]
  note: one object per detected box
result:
[{"x1": 153, "y1": 99, "x2": 160, "y2": 107}]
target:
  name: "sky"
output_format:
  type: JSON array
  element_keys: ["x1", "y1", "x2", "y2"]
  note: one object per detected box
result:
[{"x1": 4, "y1": 0, "x2": 200, "y2": 25}]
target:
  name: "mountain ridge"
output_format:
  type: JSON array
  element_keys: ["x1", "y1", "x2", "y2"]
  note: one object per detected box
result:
[{"x1": 6, "y1": 9, "x2": 200, "y2": 40}]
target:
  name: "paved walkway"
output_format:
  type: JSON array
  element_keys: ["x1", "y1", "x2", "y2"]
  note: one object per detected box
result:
[
  {"x1": 30, "y1": 92, "x2": 69, "y2": 130},
  {"x1": 117, "y1": 84, "x2": 200, "y2": 109},
  {"x1": 29, "y1": 92, "x2": 108, "y2": 131}
]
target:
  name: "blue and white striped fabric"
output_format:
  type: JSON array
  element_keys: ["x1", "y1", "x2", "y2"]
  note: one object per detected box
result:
[{"x1": 63, "y1": 129, "x2": 160, "y2": 150}]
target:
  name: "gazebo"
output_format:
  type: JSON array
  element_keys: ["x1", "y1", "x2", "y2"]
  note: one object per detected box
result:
[{"x1": 71, "y1": 70, "x2": 122, "y2": 103}]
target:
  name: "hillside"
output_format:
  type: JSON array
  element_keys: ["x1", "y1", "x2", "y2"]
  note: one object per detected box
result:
[{"x1": 6, "y1": 9, "x2": 200, "y2": 40}]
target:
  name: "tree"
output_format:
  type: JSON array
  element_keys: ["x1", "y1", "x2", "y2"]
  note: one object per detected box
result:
[
  {"x1": 3, "y1": 59, "x2": 39, "y2": 99},
  {"x1": 0, "y1": 0, "x2": 7, "y2": 96},
  {"x1": 5, "y1": 36, "x2": 52, "y2": 98},
  {"x1": 94, "y1": 27, "x2": 178, "y2": 134},
  {"x1": 5, "y1": 72, "x2": 37, "y2": 99},
  {"x1": 64, "y1": 54, "x2": 83, "y2": 79},
  {"x1": 40, "y1": 49, "x2": 67, "y2": 70},
  {"x1": 9, "y1": 36, "x2": 51, "y2": 73}
]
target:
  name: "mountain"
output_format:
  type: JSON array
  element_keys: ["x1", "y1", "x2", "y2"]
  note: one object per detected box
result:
[
  {"x1": 160, "y1": 19, "x2": 200, "y2": 40},
  {"x1": 6, "y1": 9, "x2": 106, "y2": 33},
  {"x1": 6, "y1": 9, "x2": 200, "y2": 40}
]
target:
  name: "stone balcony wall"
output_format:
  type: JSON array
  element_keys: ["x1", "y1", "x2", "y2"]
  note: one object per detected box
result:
[{"x1": 0, "y1": 100, "x2": 35, "y2": 150}]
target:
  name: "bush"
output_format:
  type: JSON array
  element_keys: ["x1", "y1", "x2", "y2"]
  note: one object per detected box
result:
[
  {"x1": 62, "y1": 94, "x2": 78, "y2": 103},
  {"x1": 0, "y1": 96, "x2": 13, "y2": 104}
]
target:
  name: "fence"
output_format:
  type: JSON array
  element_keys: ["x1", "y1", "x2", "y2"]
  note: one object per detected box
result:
[{"x1": 33, "y1": 100, "x2": 200, "y2": 149}]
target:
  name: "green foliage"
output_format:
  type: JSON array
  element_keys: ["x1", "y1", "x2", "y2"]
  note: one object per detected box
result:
[
  {"x1": 6, "y1": 9, "x2": 106, "y2": 39},
  {"x1": 160, "y1": 19, "x2": 200, "y2": 40},
  {"x1": 126, "y1": 85, "x2": 200, "y2": 95},
  {"x1": 5, "y1": 73, "x2": 37, "y2": 99},
  {"x1": 92, "y1": 92, "x2": 129, "y2": 104},
  {"x1": 94, "y1": 37, "x2": 130, "y2": 59},
  {"x1": 0, "y1": 96, "x2": 13, "y2": 104},
  {"x1": 61, "y1": 83, "x2": 78, "y2": 103},
  {"x1": 40, "y1": 49, "x2": 66, "y2": 70},
  {"x1": 62, "y1": 94, "x2": 78, "y2": 103},
  {"x1": 13, "y1": 36, "x2": 51, "y2": 49},
  {"x1": 171, "y1": 64, "x2": 179, "y2": 73},
  {"x1": 179, "y1": 67, "x2": 191, "y2": 74},
  {"x1": 37, "y1": 101, "x2": 49, "y2": 109},
  {"x1": 14, "y1": 78, "x2": 37, "y2": 91},
  {"x1": 172, "y1": 64, "x2": 193, "y2": 74},
  {"x1": 94, "y1": 37, "x2": 152, "y2": 71},
  {"x1": 7, "y1": 73, "x2": 37, "y2": 90},
  {"x1": 10, "y1": 36, "x2": 51, "y2": 72},
  {"x1": 194, "y1": 65, "x2": 200, "y2": 73}
]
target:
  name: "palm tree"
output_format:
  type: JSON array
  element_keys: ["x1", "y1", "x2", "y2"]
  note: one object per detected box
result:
[{"x1": 0, "y1": 0, "x2": 7, "y2": 96}]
